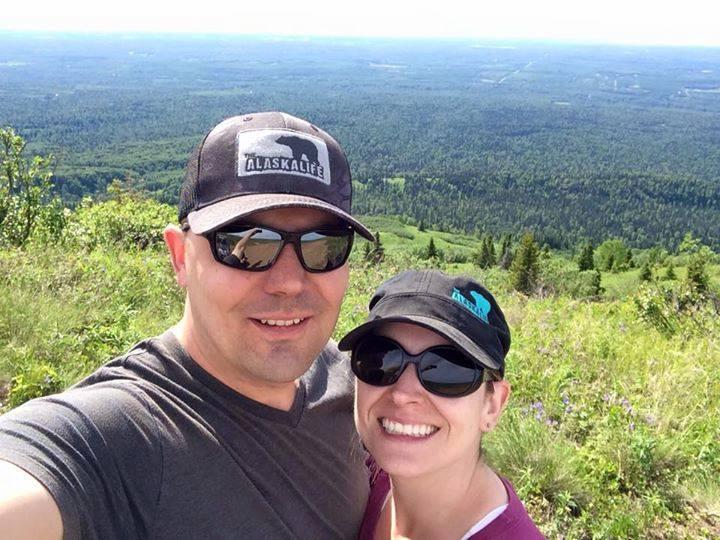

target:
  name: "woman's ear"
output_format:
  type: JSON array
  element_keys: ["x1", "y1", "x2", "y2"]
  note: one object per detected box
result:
[
  {"x1": 164, "y1": 224, "x2": 188, "y2": 288},
  {"x1": 481, "y1": 380, "x2": 511, "y2": 432}
]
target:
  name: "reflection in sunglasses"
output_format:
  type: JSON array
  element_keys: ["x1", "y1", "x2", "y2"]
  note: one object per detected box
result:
[
  {"x1": 225, "y1": 227, "x2": 262, "y2": 264},
  {"x1": 302, "y1": 238, "x2": 329, "y2": 268},
  {"x1": 209, "y1": 225, "x2": 354, "y2": 273}
]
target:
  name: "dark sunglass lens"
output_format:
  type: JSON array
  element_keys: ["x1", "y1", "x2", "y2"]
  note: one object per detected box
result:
[
  {"x1": 352, "y1": 338, "x2": 404, "y2": 386},
  {"x1": 214, "y1": 227, "x2": 283, "y2": 270},
  {"x1": 419, "y1": 348, "x2": 480, "y2": 396},
  {"x1": 300, "y1": 230, "x2": 352, "y2": 271}
]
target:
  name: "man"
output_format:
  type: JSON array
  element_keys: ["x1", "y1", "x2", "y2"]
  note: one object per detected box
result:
[{"x1": 0, "y1": 112, "x2": 374, "y2": 539}]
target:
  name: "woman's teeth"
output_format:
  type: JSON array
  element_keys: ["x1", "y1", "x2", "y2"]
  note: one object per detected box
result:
[
  {"x1": 381, "y1": 418, "x2": 439, "y2": 437},
  {"x1": 259, "y1": 318, "x2": 304, "y2": 326}
]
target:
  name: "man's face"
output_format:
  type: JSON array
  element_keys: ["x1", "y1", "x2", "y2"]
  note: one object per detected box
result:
[{"x1": 178, "y1": 207, "x2": 350, "y2": 390}]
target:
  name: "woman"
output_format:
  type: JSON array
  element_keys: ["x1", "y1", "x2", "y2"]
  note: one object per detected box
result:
[{"x1": 339, "y1": 269, "x2": 543, "y2": 539}]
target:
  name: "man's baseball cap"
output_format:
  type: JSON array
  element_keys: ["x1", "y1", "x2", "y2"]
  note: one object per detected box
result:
[
  {"x1": 339, "y1": 269, "x2": 511, "y2": 375},
  {"x1": 178, "y1": 111, "x2": 374, "y2": 240}
]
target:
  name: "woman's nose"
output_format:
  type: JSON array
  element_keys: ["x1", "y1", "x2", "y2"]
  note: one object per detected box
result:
[{"x1": 388, "y1": 364, "x2": 426, "y2": 403}]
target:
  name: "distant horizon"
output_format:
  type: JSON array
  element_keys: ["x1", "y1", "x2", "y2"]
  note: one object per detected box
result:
[
  {"x1": 3, "y1": 0, "x2": 720, "y2": 48},
  {"x1": 2, "y1": 29, "x2": 720, "y2": 51}
]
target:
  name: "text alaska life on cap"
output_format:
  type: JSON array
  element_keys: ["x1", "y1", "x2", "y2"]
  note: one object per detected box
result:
[{"x1": 244, "y1": 155, "x2": 326, "y2": 182}]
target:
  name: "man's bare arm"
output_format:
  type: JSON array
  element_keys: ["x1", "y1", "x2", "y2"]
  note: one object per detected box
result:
[{"x1": 0, "y1": 460, "x2": 63, "y2": 540}]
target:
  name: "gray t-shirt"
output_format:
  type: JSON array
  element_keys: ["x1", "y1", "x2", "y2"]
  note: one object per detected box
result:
[{"x1": 0, "y1": 331, "x2": 368, "y2": 539}]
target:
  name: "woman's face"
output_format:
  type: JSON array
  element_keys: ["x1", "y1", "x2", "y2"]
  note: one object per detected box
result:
[{"x1": 354, "y1": 322, "x2": 509, "y2": 479}]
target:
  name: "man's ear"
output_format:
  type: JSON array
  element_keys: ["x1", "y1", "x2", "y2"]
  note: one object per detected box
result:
[
  {"x1": 164, "y1": 225, "x2": 188, "y2": 288},
  {"x1": 481, "y1": 380, "x2": 511, "y2": 433}
]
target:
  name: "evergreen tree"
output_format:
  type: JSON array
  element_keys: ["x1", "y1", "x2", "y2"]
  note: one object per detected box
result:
[
  {"x1": 686, "y1": 255, "x2": 709, "y2": 293},
  {"x1": 499, "y1": 234, "x2": 513, "y2": 269},
  {"x1": 372, "y1": 232, "x2": 385, "y2": 264},
  {"x1": 362, "y1": 240, "x2": 371, "y2": 261},
  {"x1": 485, "y1": 235, "x2": 496, "y2": 266},
  {"x1": 474, "y1": 235, "x2": 496, "y2": 269},
  {"x1": 499, "y1": 249, "x2": 513, "y2": 270},
  {"x1": 639, "y1": 262, "x2": 652, "y2": 282},
  {"x1": 473, "y1": 244, "x2": 487, "y2": 269},
  {"x1": 578, "y1": 242, "x2": 595, "y2": 271},
  {"x1": 678, "y1": 233, "x2": 710, "y2": 293},
  {"x1": 418, "y1": 220, "x2": 426, "y2": 232},
  {"x1": 606, "y1": 253, "x2": 616, "y2": 273},
  {"x1": 500, "y1": 233, "x2": 512, "y2": 253},
  {"x1": 509, "y1": 232, "x2": 540, "y2": 294},
  {"x1": 666, "y1": 262, "x2": 676, "y2": 280},
  {"x1": 426, "y1": 237, "x2": 438, "y2": 260},
  {"x1": 590, "y1": 270, "x2": 604, "y2": 297},
  {"x1": 364, "y1": 231, "x2": 384, "y2": 265},
  {"x1": 625, "y1": 249, "x2": 634, "y2": 269}
]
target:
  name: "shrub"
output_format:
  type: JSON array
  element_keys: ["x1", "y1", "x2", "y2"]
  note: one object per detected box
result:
[
  {"x1": 595, "y1": 239, "x2": 631, "y2": 272},
  {"x1": 65, "y1": 183, "x2": 176, "y2": 251},
  {"x1": 0, "y1": 127, "x2": 64, "y2": 247},
  {"x1": 538, "y1": 258, "x2": 604, "y2": 298},
  {"x1": 634, "y1": 283, "x2": 715, "y2": 337},
  {"x1": 665, "y1": 262, "x2": 677, "y2": 280},
  {"x1": 443, "y1": 248, "x2": 468, "y2": 264},
  {"x1": 6, "y1": 364, "x2": 61, "y2": 409}
]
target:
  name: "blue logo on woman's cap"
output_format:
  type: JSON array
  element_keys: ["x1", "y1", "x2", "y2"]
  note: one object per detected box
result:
[{"x1": 451, "y1": 288, "x2": 491, "y2": 323}]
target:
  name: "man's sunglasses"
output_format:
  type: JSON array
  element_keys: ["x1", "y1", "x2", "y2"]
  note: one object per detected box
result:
[
  {"x1": 200, "y1": 223, "x2": 354, "y2": 273},
  {"x1": 351, "y1": 335, "x2": 499, "y2": 398}
]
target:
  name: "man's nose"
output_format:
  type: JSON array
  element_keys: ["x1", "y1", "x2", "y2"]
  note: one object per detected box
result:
[{"x1": 262, "y1": 243, "x2": 306, "y2": 296}]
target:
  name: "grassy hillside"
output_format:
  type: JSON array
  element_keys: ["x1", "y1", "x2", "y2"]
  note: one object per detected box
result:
[{"x1": 0, "y1": 200, "x2": 718, "y2": 538}]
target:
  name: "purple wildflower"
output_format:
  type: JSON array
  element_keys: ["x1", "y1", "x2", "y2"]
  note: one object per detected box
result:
[{"x1": 620, "y1": 398, "x2": 633, "y2": 415}]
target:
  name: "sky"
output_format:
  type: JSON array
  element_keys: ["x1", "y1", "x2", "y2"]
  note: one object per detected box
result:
[{"x1": 2, "y1": 0, "x2": 720, "y2": 47}]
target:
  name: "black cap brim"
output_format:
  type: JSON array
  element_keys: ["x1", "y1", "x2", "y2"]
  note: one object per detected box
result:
[
  {"x1": 187, "y1": 193, "x2": 374, "y2": 241},
  {"x1": 338, "y1": 315, "x2": 503, "y2": 372}
]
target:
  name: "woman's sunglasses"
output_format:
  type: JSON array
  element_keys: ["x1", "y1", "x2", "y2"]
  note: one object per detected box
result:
[
  {"x1": 201, "y1": 223, "x2": 354, "y2": 273},
  {"x1": 351, "y1": 335, "x2": 500, "y2": 398}
]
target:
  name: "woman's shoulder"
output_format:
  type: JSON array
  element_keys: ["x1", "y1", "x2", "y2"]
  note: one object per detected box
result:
[
  {"x1": 357, "y1": 459, "x2": 391, "y2": 540},
  {"x1": 467, "y1": 475, "x2": 545, "y2": 540}
]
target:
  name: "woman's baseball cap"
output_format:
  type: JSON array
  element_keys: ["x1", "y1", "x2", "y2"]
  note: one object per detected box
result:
[{"x1": 339, "y1": 269, "x2": 511, "y2": 375}]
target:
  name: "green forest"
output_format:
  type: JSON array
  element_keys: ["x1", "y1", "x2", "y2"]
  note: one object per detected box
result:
[{"x1": 1, "y1": 33, "x2": 719, "y2": 248}]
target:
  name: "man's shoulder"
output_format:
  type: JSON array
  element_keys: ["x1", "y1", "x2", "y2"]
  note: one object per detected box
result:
[
  {"x1": 317, "y1": 339, "x2": 348, "y2": 366},
  {"x1": 2, "y1": 330, "x2": 187, "y2": 429},
  {"x1": 303, "y1": 340, "x2": 353, "y2": 405},
  {"x1": 315, "y1": 340, "x2": 352, "y2": 377},
  {"x1": 2, "y1": 373, "x2": 159, "y2": 437},
  {"x1": 72, "y1": 330, "x2": 186, "y2": 391}
]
